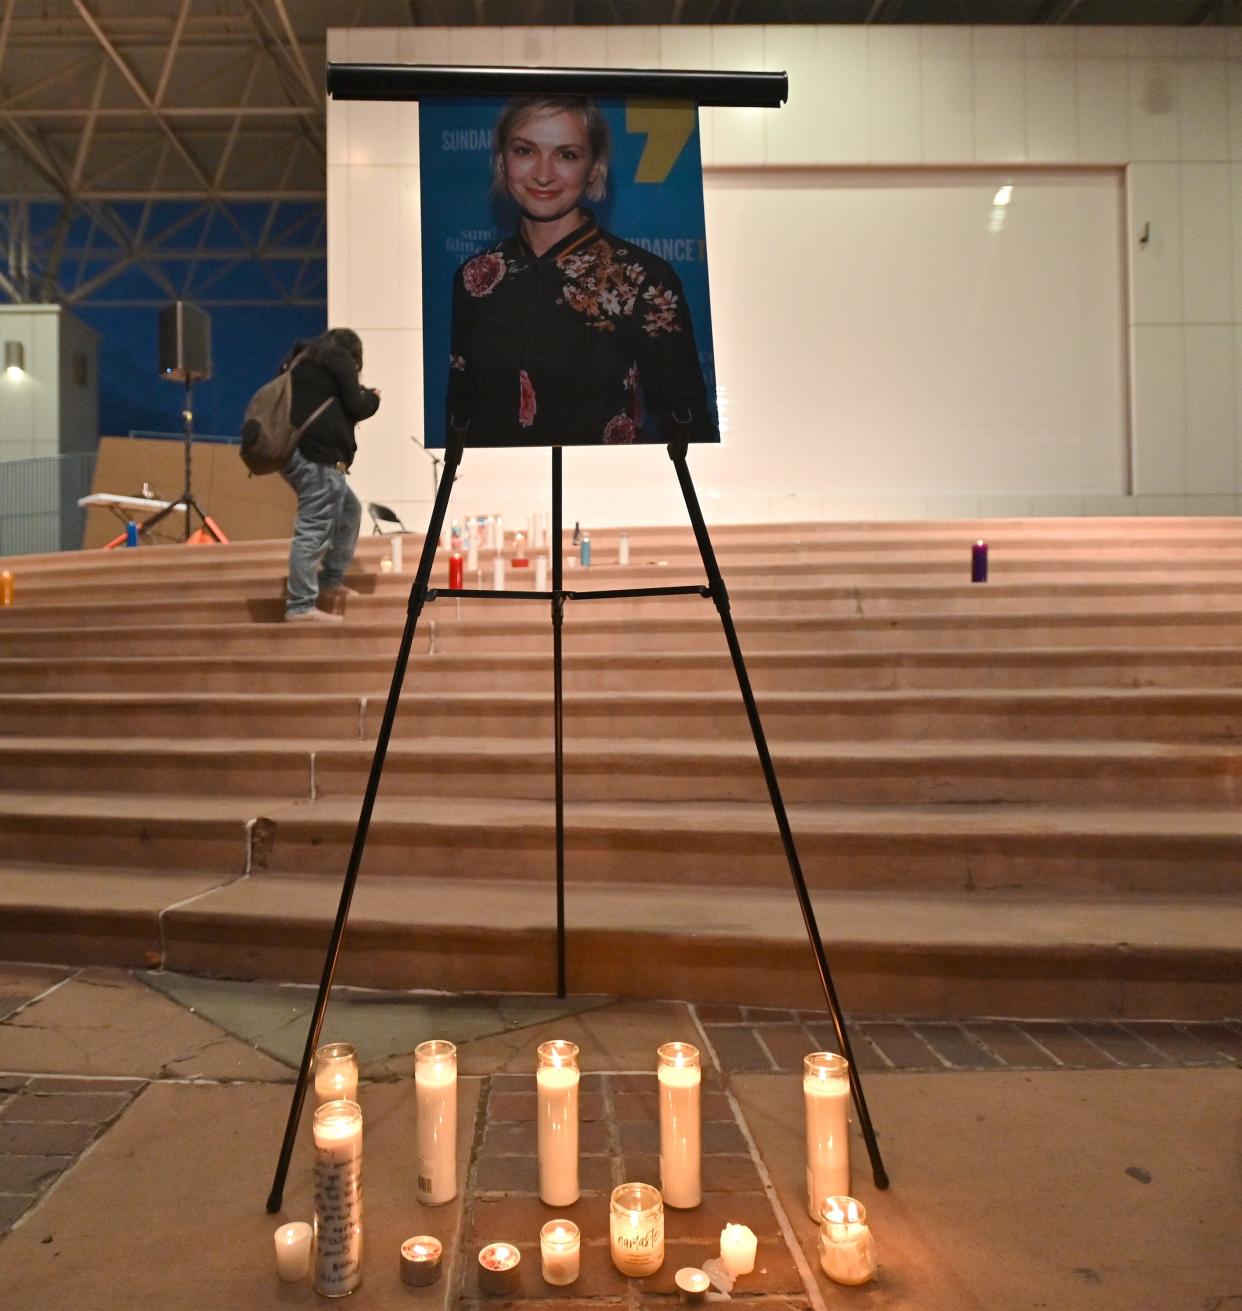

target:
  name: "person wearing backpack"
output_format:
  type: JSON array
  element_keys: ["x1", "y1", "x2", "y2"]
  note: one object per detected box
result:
[{"x1": 280, "y1": 327, "x2": 380, "y2": 622}]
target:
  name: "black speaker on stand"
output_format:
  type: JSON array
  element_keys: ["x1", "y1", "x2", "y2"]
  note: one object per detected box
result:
[{"x1": 144, "y1": 301, "x2": 225, "y2": 543}]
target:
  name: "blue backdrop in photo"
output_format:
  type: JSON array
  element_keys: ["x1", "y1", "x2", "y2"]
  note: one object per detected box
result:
[{"x1": 418, "y1": 95, "x2": 717, "y2": 449}]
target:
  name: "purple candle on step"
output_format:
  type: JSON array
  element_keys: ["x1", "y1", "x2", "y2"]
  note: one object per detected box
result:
[{"x1": 971, "y1": 540, "x2": 988, "y2": 583}]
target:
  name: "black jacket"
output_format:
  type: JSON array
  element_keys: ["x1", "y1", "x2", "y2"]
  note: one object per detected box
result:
[{"x1": 290, "y1": 345, "x2": 379, "y2": 468}]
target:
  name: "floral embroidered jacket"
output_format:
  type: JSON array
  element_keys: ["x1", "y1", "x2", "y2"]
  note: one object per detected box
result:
[{"x1": 447, "y1": 216, "x2": 717, "y2": 447}]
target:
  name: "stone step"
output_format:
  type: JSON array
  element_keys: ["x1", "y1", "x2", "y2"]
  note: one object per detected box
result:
[
  {"x1": 3, "y1": 737, "x2": 1240, "y2": 808},
  {"x1": 0, "y1": 862, "x2": 1236, "y2": 1018},
  {"x1": 7, "y1": 686, "x2": 1242, "y2": 744},
  {"x1": 3, "y1": 645, "x2": 1242, "y2": 696},
  {"x1": 1, "y1": 793, "x2": 1239, "y2": 898},
  {"x1": 6, "y1": 608, "x2": 1242, "y2": 658}
]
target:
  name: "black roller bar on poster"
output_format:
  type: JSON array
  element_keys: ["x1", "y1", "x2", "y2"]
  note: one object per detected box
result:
[{"x1": 325, "y1": 63, "x2": 787, "y2": 107}]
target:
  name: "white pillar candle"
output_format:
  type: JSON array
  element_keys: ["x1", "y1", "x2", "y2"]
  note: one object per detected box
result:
[
  {"x1": 390, "y1": 534, "x2": 403, "y2": 572},
  {"x1": 657, "y1": 1041, "x2": 701, "y2": 1209},
  {"x1": 534, "y1": 556, "x2": 548, "y2": 592},
  {"x1": 466, "y1": 540, "x2": 478, "y2": 572},
  {"x1": 618, "y1": 532, "x2": 630, "y2": 566},
  {"x1": 610, "y1": 1182, "x2": 664, "y2": 1277},
  {"x1": 720, "y1": 1223, "x2": 757, "y2": 1276},
  {"x1": 492, "y1": 554, "x2": 506, "y2": 591},
  {"x1": 415, "y1": 1039, "x2": 457, "y2": 1205},
  {"x1": 313, "y1": 1100, "x2": 363, "y2": 1298},
  {"x1": 804, "y1": 1052, "x2": 851, "y2": 1221},
  {"x1": 818, "y1": 1196, "x2": 877, "y2": 1285},
  {"x1": 537, "y1": 1039, "x2": 579, "y2": 1206},
  {"x1": 314, "y1": 1042, "x2": 358, "y2": 1107},
  {"x1": 495, "y1": 515, "x2": 504, "y2": 551},
  {"x1": 539, "y1": 1219, "x2": 580, "y2": 1286},
  {"x1": 273, "y1": 1221, "x2": 312, "y2": 1282},
  {"x1": 483, "y1": 517, "x2": 495, "y2": 550}
]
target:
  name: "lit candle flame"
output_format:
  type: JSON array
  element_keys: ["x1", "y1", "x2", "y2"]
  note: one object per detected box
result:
[
  {"x1": 846, "y1": 1201, "x2": 860, "y2": 1223},
  {"x1": 826, "y1": 1203, "x2": 846, "y2": 1223}
]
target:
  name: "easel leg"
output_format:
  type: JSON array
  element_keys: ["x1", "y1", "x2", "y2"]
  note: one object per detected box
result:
[
  {"x1": 551, "y1": 447, "x2": 567, "y2": 998},
  {"x1": 667, "y1": 440, "x2": 890, "y2": 1190},
  {"x1": 265, "y1": 439, "x2": 464, "y2": 1212}
]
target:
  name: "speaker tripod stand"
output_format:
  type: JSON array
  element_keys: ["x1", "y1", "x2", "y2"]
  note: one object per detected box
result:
[
  {"x1": 142, "y1": 378, "x2": 226, "y2": 544},
  {"x1": 265, "y1": 435, "x2": 890, "y2": 1212}
]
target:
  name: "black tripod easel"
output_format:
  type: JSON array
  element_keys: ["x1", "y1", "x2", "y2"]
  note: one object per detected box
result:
[
  {"x1": 265, "y1": 436, "x2": 890, "y2": 1212},
  {"x1": 141, "y1": 378, "x2": 225, "y2": 544}
]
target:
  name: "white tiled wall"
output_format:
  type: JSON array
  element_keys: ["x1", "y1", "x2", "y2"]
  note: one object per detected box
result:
[{"x1": 329, "y1": 24, "x2": 1242, "y2": 524}]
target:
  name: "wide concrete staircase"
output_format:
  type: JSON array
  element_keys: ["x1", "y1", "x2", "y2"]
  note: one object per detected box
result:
[{"x1": 2, "y1": 518, "x2": 1240, "y2": 1019}]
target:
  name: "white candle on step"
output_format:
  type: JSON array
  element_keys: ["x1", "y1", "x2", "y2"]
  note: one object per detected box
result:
[
  {"x1": 415, "y1": 1040, "x2": 457, "y2": 1205},
  {"x1": 466, "y1": 540, "x2": 478, "y2": 572},
  {"x1": 720, "y1": 1222, "x2": 757, "y2": 1276},
  {"x1": 618, "y1": 532, "x2": 630, "y2": 566},
  {"x1": 535, "y1": 556, "x2": 548, "y2": 592},
  {"x1": 804, "y1": 1052, "x2": 851, "y2": 1220},
  {"x1": 274, "y1": 1221, "x2": 312, "y2": 1282},
  {"x1": 313, "y1": 1100, "x2": 364, "y2": 1297},
  {"x1": 537, "y1": 1040, "x2": 580, "y2": 1206},
  {"x1": 492, "y1": 555, "x2": 505, "y2": 591},
  {"x1": 390, "y1": 534, "x2": 403, "y2": 572},
  {"x1": 657, "y1": 1042, "x2": 701, "y2": 1209}
]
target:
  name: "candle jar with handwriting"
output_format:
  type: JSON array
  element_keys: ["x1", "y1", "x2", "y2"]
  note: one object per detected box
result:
[
  {"x1": 315, "y1": 1042, "x2": 359, "y2": 1106},
  {"x1": 610, "y1": 1182, "x2": 664, "y2": 1277},
  {"x1": 539, "y1": 1219, "x2": 580, "y2": 1286},
  {"x1": 819, "y1": 1196, "x2": 877, "y2": 1285},
  {"x1": 313, "y1": 1100, "x2": 363, "y2": 1298},
  {"x1": 537, "y1": 1039, "x2": 580, "y2": 1206},
  {"x1": 657, "y1": 1041, "x2": 701, "y2": 1208},
  {"x1": 804, "y1": 1052, "x2": 851, "y2": 1221},
  {"x1": 415, "y1": 1039, "x2": 457, "y2": 1205}
]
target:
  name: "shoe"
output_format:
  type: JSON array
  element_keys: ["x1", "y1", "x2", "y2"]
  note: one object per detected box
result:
[
  {"x1": 285, "y1": 607, "x2": 344, "y2": 623},
  {"x1": 320, "y1": 583, "x2": 361, "y2": 599}
]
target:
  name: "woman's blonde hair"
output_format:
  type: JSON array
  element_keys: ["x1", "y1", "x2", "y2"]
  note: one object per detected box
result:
[{"x1": 491, "y1": 95, "x2": 610, "y2": 204}]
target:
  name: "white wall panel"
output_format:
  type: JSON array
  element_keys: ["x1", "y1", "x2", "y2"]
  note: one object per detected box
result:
[
  {"x1": 327, "y1": 163, "x2": 350, "y2": 325},
  {"x1": 1026, "y1": 29, "x2": 1078, "y2": 162},
  {"x1": 1076, "y1": 55, "x2": 1129, "y2": 162},
  {"x1": 660, "y1": 27, "x2": 713, "y2": 163},
  {"x1": 552, "y1": 26, "x2": 605, "y2": 66},
  {"x1": 764, "y1": 25, "x2": 821, "y2": 165},
  {"x1": 500, "y1": 26, "x2": 556, "y2": 67},
  {"x1": 446, "y1": 27, "x2": 502, "y2": 64},
  {"x1": 1131, "y1": 324, "x2": 1186, "y2": 491},
  {"x1": 974, "y1": 28, "x2": 1026, "y2": 163},
  {"x1": 1127, "y1": 163, "x2": 1183, "y2": 325},
  {"x1": 817, "y1": 27, "x2": 869, "y2": 164},
  {"x1": 347, "y1": 167, "x2": 403, "y2": 330},
  {"x1": 606, "y1": 25, "x2": 659, "y2": 67},
  {"x1": 710, "y1": 27, "x2": 766, "y2": 166},
  {"x1": 1179, "y1": 59, "x2": 1230, "y2": 161},
  {"x1": 920, "y1": 27, "x2": 974, "y2": 164},
  {"x1": 1184, "y1": 326, "x2": 1235, "y2": 492},
  {"x1": 868, "y1": 28, "x2": 921, "y2": 163},
  {"x1": 398, "y1": 167, "x2": 422, "y2": 333},
  {"x1": 401, "y1": 27, "x2": 449, "y2": 63},
  {"x1": 1180, "y1": 163, "x2": 1232, "y2": 323},
  {"x1": 1129, "y1": 58, "x2": 1179, "y2": 162},
  {"x1": 1229, "y1": 55, "x2": 1242, "y2": 161}
]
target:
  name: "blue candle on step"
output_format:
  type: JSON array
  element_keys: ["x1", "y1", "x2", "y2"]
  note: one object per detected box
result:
[
  {"x1": 125, "y1": 520, "x2": 139, "y2": 547},
  {"x1": 971, "y1": 540, "x2": 988, "y2": 583}
]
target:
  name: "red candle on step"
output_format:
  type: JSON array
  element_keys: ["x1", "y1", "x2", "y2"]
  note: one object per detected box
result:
[{"x1": 449, "y1": 553, "x2": 463, "y2": 590}]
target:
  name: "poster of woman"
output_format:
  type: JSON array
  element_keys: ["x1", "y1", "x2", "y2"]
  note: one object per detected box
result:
[{"x1": 419, "y1": 93, "x2": 720, "y2": 449}]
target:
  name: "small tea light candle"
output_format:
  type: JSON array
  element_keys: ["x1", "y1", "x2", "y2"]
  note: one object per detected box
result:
[
  {"x1": 478, "y1": 1242, "x2": 521, "y2": 1295},
  {"x1": 610, "y1": 1181, "x2": 664, "y2": 1277},
  {"x1": 273, "y1": 1221, "x2": 312, "y2": 1282},
  {"x1": 314, "y1": 1042, "x2": 358, "y2": 1106},
  {"x1": 819, "y1": 1196, "x2": 877, "y2": 1285},
  {"x1": 674, "y1": 1266, "x2": 711, "y2": 1303},
  {"x1": 400, "y1": 1235, "x2": 443, "y2": 1287},
  {"x1": 379, "y1": 556, "x2": 394, "y2": 573},
  {"x1": 539, "y1": 1219, "x2": 580, "y2": 1286},
  {"x1": 720, "y1": 1223, "x2": 757, "y2": 1276}
]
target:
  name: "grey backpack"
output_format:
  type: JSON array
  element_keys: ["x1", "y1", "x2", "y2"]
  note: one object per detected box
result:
[{"x1": 239, "y1": 353, "x2": 331, "y2": 475}]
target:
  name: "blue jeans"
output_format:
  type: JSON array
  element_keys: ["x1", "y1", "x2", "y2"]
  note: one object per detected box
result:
[{"x1": 281, "y1": 449, "x2": 361, "y2": 615}]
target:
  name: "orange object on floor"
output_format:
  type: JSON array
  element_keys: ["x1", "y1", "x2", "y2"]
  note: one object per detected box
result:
[{"x1": 188, "y1": 517, "x2": 229, "y2": 545}]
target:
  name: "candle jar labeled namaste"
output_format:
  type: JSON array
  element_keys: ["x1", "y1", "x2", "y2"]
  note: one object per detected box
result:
[
  {"x1": 314, "y1": 1042, "x2": 359, "y2": 1106},
  {"x1": 818, "y1": 1196, "x2": 877, "y2": 1286},
  {"x1": 313, "y1": 1100, "x2": 364, "y2": 1298},
  {"x1": 610, "y1": 1182, "x2": 664, "y2": 1277},
  {"x1": 537, "y1": 1040, "x2": 580, "y2": 1206}
]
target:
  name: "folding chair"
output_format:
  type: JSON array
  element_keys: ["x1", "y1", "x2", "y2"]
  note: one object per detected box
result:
[{"x1": 368, "y1": 502, "x2": 408, "y2": 535}]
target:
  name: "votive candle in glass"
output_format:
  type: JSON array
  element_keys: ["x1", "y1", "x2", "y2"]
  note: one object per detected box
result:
[
  {"x1": 314, "y1": 1042, "x2": 358, "y2": 1106},
  {"x1": 273, "y1": 1221, "x2": 312, "y2": 1282},
  {"x1": 657, "y1": 1041, "x2": 701, "y2": 1209},
  {"x1": 312, "y1": 1099, "x2": 363, "y2": 1298},
  {"x1": 804, "y1": 1051, "x2": 851, "y2": 1221},
  {"x1": 539, "y1": 1219, "x2": 580, "y2": 1286},
  {"x1": 478, "y1": 1241, "x2": 521, "y2": 1295},
  {"x1": 415, "y1": 1039, "x2": 457, "y2": 1205},
  {"x1": 819, "y1": 1196, "x2": 877, "y2": 1285},
  {"x1": 537, "y1": 1039, "x2": 579, "y2": 1206},
  {"x1": 399, "y1": 1235, "x2": 443, "y2": 1287},
  {"x1": 610, "y1": 1181, "x2": 664, "y2": 1277},
  {"x1": 720, "y1": 1222, "x2": 757, "y2": 1275}
]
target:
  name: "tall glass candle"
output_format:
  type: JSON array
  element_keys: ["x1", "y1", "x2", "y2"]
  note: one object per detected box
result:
[
  {"x1": 618, "y1": 532, "x2": 630, "y2": 566},
  {"x1": 610, "y1": 1182, "x2": 664, "y2": 1277},
  {"x1": 314, "y1": 1042, "x2": 358, "y2": 1106},
  {"x1": 390, "y1": 534, "x2": 403, "y2": 572},
  {"x1": 415, "y1": 1039, "x2": 457, "y2": 1205},
  {"x1": 539, "y1": 1219, "x2": 580, "y2": 1286},
  {"x1": 819, "y1": 1196, "x2": 877, "y2": 1285},
  {"x1": 466, "y1": 540, "x2": 478, "y2": 572},
  {"x1": 537, "y1": 1039, "x2": 579, "y2": 1206},
  {"x1": 804, "y1": 1052, "x2": 851, "y2": 1220},
  {"x1": 534, "y1": 556, "x2": 548, "y2": 592},
  {"x1": 492, "y1": 555, "x2": 506, "y2": 591},
  {"x1": 657, "y1": 1041, "x2": 701, "y2": 1209},
  {"x1": 313, "y1": 1100, "x2": 363, "y2": 1298}
]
